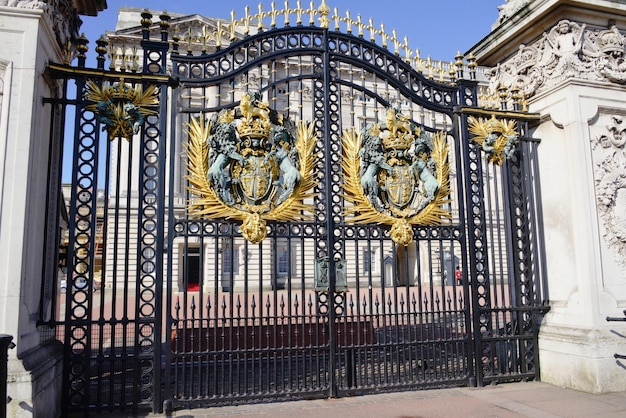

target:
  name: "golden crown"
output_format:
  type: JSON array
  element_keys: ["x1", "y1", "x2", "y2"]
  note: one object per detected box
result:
[
  {"x1": 235, "y1": 92, "x2": 273, "y2": 139},
  {"x1": 235, "y1": 119, "x2": 272, "y2": 139},
  {"x1": 381, "y1": 131, "x2": 415, "y2": 150}
]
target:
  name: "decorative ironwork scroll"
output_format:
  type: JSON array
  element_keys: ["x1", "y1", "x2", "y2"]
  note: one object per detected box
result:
[
  {"x1": 342, "y1": 107, "x2": 452, "y2": 246},
  {"x1": 84, "y1": 78, "x2": 159, "y2": 140},
  {"x1": 185, "y1": 91, "x2": 318, "y2": 244},
  {"x1": 468, "y1": 115, "x2": 519, "y2": 165}
]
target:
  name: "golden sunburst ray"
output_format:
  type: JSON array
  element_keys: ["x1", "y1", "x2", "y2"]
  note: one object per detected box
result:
[{"x1": 184, "y1": 116, "x2": 248, "y2": 220}]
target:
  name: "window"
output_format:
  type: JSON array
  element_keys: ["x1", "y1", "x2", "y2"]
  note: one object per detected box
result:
[
  {"x1": 277, "y1": 247, "x2": 289, "y2": 277},
  {"x1": 363, "y1": 249, "x2": 376, "y2": 273},
  {"x1": 222, "y1": 242, "x2": 239, "y2": 275},
  {"x1": 184, "y1": 246, "x2": 201, "y2": 291}
]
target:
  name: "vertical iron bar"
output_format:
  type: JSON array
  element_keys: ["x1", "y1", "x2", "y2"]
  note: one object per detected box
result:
[
  {"x1": 321, "y1": 27, "x2": 338, "y2": 397},
  {"x1": 0, "y1": 335, "x2": 15, "y2": 418}
]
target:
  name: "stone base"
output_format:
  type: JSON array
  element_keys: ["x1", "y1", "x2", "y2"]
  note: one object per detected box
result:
[
  {"x1": 539, "y1": 323, "x2": 626, "y2": 393},
  {"x1": 7, "y1": 340, "x2": 63, "y2": 418}
]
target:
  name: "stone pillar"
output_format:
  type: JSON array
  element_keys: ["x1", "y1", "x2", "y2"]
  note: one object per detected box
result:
[
  {"x1": 0, "y1": 1, "x2": 104, "y2": 415},
  {"x1": 532, "y1": 81, "x2": 626, "y2": 393},
  {"x1": 469, "y1": 0, "x2": 626, "y2": 393},
  {"x1": 0, "y1": 5, "x2": 63, "y2": 415}
]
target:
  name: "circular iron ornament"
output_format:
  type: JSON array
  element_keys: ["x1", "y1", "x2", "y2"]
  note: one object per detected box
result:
[
  {"x1": 275, "y1": 35, "x2": 286, "y2": 49},
  {"x1": 234, "y1": 51, "x2": 246, "y2": 64},
  {"x1": 248, "y1": 45, "x2": 259, "y2": 58},
  {"x1": 205, "y1": 63, "x2": 217, "y2": 77},
  {"x1": 317, "y1": 291, "x2": 330, "y2": 315}
]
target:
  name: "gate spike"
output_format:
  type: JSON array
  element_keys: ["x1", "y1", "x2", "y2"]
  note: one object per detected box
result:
[
  {"x1": 266, "y1": 294, "x2": 271, "y2": 316},
  {"x1": 236, "y1": 295, "x2": 242, "y2": 318},
  {"x1": 174, "y1": 296, "x2": 180, "y2": 320},
  {"x1": 190, "y1": 296, "x2": 196, "y2": 319},
  {"x1": 205, "y1": 297, "x2": 211, "y2": 314},
  {"x1": 362, "y1": 295, "x2": 367, "y2": 310}
]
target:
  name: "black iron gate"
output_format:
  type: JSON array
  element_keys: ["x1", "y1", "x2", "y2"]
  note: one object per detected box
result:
[{"x1": 40, "y1": 4, "x2": 548, "y2": 415}]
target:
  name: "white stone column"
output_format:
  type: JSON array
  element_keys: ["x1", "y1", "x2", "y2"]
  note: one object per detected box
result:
[
  {"x1": 530, "y1": 80, "x2": 626, "y2": 393},
  {"x1": 0, "y1": 5, "x2": 65, "y2": 417}
]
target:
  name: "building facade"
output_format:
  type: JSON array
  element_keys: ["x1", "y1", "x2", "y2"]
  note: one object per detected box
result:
[{"x1": 0, "y1": 0, "x2": 625, "y2": 416}]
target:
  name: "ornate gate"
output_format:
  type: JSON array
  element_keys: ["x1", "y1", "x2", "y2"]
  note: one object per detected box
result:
[{"x1": 41, "y1": 3, "x2": 548, "y2": 415}]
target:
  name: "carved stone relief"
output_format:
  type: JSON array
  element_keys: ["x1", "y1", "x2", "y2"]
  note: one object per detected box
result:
[
  {"x1": 0, "y1": 0, "x2": 81, "y2": 51},
  {"x1": 486, "y1": 20, "x2": 626, "y2": 98},
  {"x1": 593, "y1": 114, "x2": 626, "y2": 269},
  {"x1": 493, "y1": 0, "x2": 530, "y2": 29}
]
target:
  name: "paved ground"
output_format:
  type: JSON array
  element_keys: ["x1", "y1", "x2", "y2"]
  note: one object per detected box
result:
[{"x1": 105, "y1": 381, "x2": 626, "y2": 417}]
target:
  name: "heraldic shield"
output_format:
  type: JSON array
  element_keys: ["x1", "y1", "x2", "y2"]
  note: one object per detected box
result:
[
  {"x1": 185, "y1": 90, "x2": 318, "y2": 244},
  {"x1": 342, "y1": 107, "x2": 452, "y2": 246}
]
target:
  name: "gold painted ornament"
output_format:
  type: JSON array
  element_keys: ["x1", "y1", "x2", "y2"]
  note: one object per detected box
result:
[
  {"x1": 468, "y1": 115, "x2": 519, "y2": 165},
  {"x1": 185, "y1": 92, "x2": 318, "y2": 244},
  {"x1": 342, "y1": 111, "x2": 452, "y2": 246},
  {"x1": 84, "y1": 78, "x2": 159, "y2": 140}
]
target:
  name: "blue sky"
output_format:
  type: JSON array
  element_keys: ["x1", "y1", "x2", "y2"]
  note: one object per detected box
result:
[{"x1": 80, "y1": 1, "x2": 504, "y2": 63}]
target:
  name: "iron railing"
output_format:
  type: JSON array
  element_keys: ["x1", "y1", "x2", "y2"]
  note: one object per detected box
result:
[{"x1": 0, "y1": 334, "x2": 15, "y2": 418}]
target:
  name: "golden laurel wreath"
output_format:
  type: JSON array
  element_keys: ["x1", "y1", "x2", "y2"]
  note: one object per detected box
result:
[
  {"x1": 342, "y1": 128, "x2": 452, "y2": 246},
  {"x1": 468, "y1": 115, "x2": 519, "y2": 165},
  {"x1": 185, "y1": 116, "x2": 318, "y2": 244}
]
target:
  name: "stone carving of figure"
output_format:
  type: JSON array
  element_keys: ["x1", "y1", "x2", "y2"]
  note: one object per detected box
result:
[
  {"x1": 494, "y1": 0, "x2": 529, "y2": 28},
  {"x1": 486, "y1": 21, "x2": 626, "y2": 102},
  {"x1": 7, "y1": 0, "x2": 47, "y2": 9},
  {"x1": 607, "y1": 116, "x2": 626, "y2": 148},
  {"x1": 542, "y1": 20, "x2": 587, "y2": 77}
]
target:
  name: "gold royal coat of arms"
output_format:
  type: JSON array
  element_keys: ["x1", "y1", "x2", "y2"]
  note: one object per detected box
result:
[
  {"x1": 342, "y1": 107, "x2": 452, "y2": 246},
  {"x1": 185, "y1": 91, "x2": 318, "y2": 244}
]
